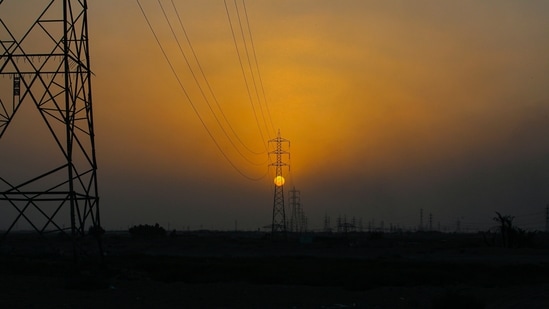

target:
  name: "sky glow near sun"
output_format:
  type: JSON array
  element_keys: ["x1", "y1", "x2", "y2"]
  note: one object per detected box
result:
[{"x1": 2, "y1": 0, "x2": 549, "y2": 231}]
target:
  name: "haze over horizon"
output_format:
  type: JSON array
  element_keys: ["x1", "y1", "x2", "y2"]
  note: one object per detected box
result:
[{"x1": 1, "y1": 0, "x2": 549, "y2": 232}]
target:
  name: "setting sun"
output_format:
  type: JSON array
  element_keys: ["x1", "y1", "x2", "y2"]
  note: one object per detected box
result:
[{"x1": 274, "y1": 176, "x2": 285, "y2": 187}]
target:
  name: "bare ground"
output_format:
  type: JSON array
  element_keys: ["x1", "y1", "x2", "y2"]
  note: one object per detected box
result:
[{"x1": 1, "y1": 231, "x2": 548, "y2": 308}]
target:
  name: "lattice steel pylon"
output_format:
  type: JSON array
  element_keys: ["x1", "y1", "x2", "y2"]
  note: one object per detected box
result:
[
  {"x1": 268, "y1": 129, "x2": 289, "y2": 236},
  {"x1": 288, "y1": 186, "x2": 306, "y2": 233},
  {"x1": 288, "y1": 187, "x2": 299, "y2": 232},
  {"x1": 546, "y1": 205, "x2": 548, "y2": 233},
  {"x1": 0, "y1": 0, "x2": 101, "y2": 257}
]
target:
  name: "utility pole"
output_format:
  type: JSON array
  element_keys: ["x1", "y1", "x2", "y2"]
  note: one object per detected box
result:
[
  {"x1": 419, "y1": 208, "x2": 424, "y2": 231},
  {"x1": 0, "y1": 0, "x2": 101, "y2": 259},
  {"x1": 429, "y1": 213, "x2": 433, "y2": 231},
  {"x1": 268, "y1": 130, "x2": 289, "y2": 237},
  {"x1": 546, "y1": 204, "x2": 549, "y2": 233},
  {"x1": 288, "y1": 187, "x2": 300, "y2": 232},
  {"x1": 300, "y1": 211, "x2": 308, "y2": 233},
  {"x1": 323, "y1": 213, "x2": 331, "y2": 233}
]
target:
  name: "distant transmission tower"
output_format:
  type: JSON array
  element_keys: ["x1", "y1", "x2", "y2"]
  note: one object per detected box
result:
[
  {"x1": 546, "y1": 204, "x2": 549, "y2": 233},
  {"x1": 288, "y1": 187, "x2": 300, "y2": 232},
  {"x1": 268, "y1": 130, "x2": 289, "y2": 236},
  {"x1": 0, "y1": 0, "x2": 101, "y2": 256},
  {"x1": 323, "y1": 213, "x2": 331, "y2": 233},
  {"x1": 288, "y1": 186, "x2": 306, "y2": 233},
  {"x1": 419, "y1": 208, "x2": 424, "y2": 231}
]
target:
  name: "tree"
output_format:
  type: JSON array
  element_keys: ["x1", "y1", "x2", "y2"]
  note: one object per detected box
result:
[
  {"x1": 492, "y1": 212, "x2": 535, "y2": 248},
  {"x1": 493, "y1": 212, "x2": 514, "y2": 248},
  {"x1": 128, "y1": 223, "x2": 166, "y2": 238}
]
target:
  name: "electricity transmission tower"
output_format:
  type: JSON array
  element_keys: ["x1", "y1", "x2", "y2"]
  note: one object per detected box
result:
[
  {"x1": 288, "y1": 187, "x2": 298, "y2": 232},
  {"x1": 323, "y1": 213, "x2": 331, "y2": 233},
  {"x1": 268, "y1": 130, "x2": 289, "y2": 236},
  {"x1": 288, "y1": 186, "x2": 306, "y2": 233},
  {"x1": 419, "y1": 208, "x2": 424, "y2": 231},
  {"x1": 546, "y1": 205, "x2": 548, "y2": 233},
  {"x1": 0, "y1": 0, "x2": 101, "y2": 257}
]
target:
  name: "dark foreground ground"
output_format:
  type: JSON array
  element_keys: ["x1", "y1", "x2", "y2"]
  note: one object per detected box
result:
[{"x1": 1, "y1": 231, "x2": 549, "y2": 308}]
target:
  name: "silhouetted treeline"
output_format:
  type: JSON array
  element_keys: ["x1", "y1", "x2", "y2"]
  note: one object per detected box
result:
[{"x1": 128, "y1": 223, "x2": 166, "y2": 238}]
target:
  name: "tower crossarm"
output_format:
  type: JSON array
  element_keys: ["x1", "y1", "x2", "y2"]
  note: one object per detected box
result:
[
  {"x1": 268, "y1": 136, "x2": 290, "y2": 143},
  {"x1": 268, "y1": 161, "x2": 288, "y2": 167}
]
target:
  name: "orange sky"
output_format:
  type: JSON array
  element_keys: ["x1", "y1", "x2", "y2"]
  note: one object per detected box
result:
[{"x1": 2, "y1": 1, "x2": 549, "y2": 231}]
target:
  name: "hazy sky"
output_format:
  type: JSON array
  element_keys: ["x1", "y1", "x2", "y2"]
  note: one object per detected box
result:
[{"x1": 2, "y1": 0, "x2": 549, "y2": 231}]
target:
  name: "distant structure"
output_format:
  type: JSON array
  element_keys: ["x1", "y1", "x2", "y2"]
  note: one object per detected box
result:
[
  {"x1": 288, "y1": 187, "x2": 299, "y2": 232},
  {"x1": 0, "y1": 0, "x2": 101, "y2": 257},
  {"x1": 429, "y1": 213, "x2": 433, "y2": 231},
  {"x1": 336, "y1": 215, "x2": 356, "y2": 233},
  {"x1": 323, "y1": 213, "x2": 331, "y2": 233},
  {"x1": 288, "y1": 186, "x2": 306, "y2": 233},
  {"x1": 546, "y1": 205, "x2": 549, "y2": 232},
  {"x1": 419, "y1": 208, "x2": 424, "y2": 231},
  {"x1": 268, "y1": 130, "x2": 289, "y2": 236}
]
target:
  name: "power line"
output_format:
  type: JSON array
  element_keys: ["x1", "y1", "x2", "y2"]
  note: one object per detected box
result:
[
  {"x1": 157, "y1": 0, "x2": 266, "y2": 167},
  {"x1": 225, "y1": 0, "x2": 278, "y2": 188},
  {"x1": 169, "y1": 0, "x2": 266, "y2": 157},
  {"x1": 232, "y1": 0, "x2": 271, "y2": 139},
  {"x1": 241, "y1": 0, "x2": 276, "y2": 136},
  {"x1": 223, "y1": 0, "x2": 268, "y2": 150},
  {"x1": 514, "y1": 211, "x2": 544, "y2": 218},
  {"x1": 136, "y1": 0, "x2": 267, "y2": 181}
]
